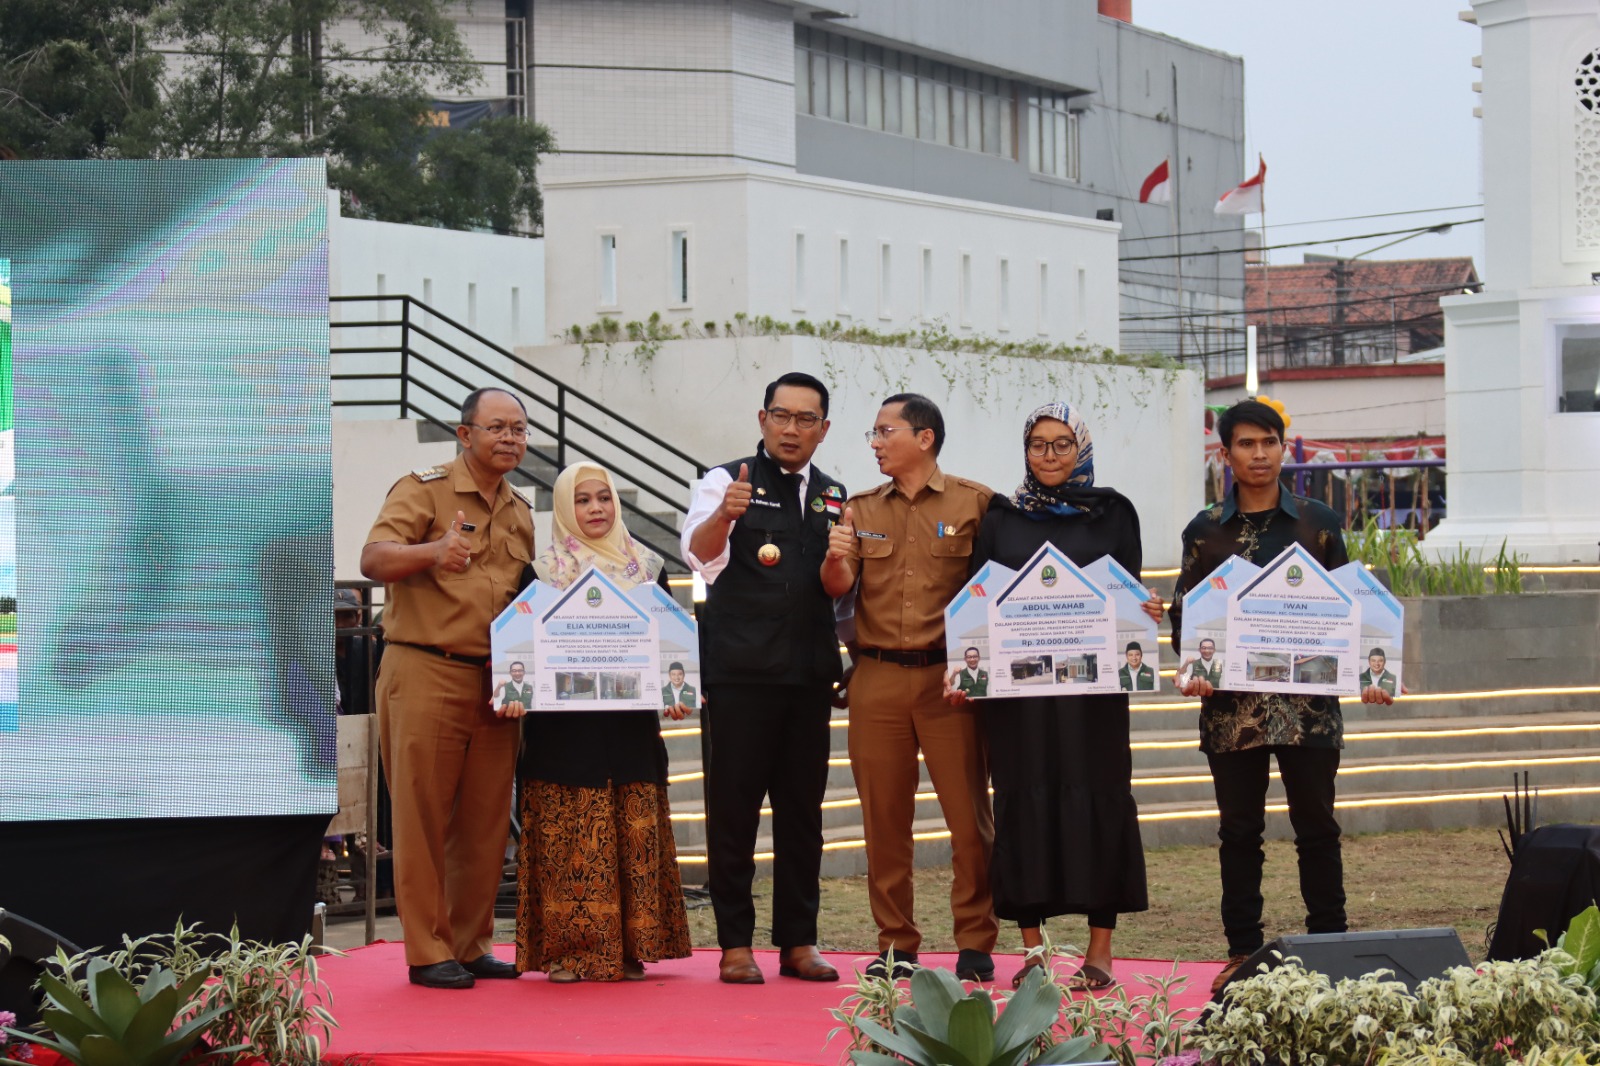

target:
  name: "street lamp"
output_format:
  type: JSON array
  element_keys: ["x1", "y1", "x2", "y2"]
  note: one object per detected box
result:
[{"x1": 1328, "y1": 223, "x2": 1455, "y2": 365}]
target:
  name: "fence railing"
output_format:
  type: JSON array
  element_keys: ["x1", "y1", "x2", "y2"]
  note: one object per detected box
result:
[{"x1": 330, "y1": 294, "x2": 709, "y2": 570}]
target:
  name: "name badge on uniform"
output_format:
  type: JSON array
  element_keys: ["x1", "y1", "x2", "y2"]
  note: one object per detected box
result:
[{"x1": 856, "y1": 530, "x2": 887, "y2": 540}]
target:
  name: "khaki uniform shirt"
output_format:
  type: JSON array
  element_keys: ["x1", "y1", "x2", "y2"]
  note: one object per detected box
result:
[
  {"x1": 365, "y1": 454, "x2": 534, "y2": 656},
  {"x1": 837, "y1": 468, "x2": 993, "y2": 650}
]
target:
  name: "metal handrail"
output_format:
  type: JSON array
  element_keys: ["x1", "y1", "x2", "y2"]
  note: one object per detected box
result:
[
  {"x1": 331, "y1": 294, "x2": 707, "y2": 476},
  {"x1": 330, "y1": 294, "x2": 702, "y2": 567}
]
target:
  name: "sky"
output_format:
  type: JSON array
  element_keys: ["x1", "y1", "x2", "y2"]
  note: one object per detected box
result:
[{"x1": 1132, "y1": 0, "x2": 1485, "y2": 268}]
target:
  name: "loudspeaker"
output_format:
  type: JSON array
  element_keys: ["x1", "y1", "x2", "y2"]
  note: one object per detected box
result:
[
  {"x1": 1487, "y1": 823, "x2": 1600, "y2": 962},
  {"x1": 0, "y1": 909, "x2": 84, "y2": 1025},
  {"x1": 1215, "y1": 928, "x2": 1471, "y2": 999}
]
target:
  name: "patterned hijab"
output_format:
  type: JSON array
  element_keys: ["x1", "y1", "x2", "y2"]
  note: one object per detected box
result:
[
  {"x1": 537, "y1": 461, "x2": 663, "y2": 590},
  {"x1": 1012, "y1": 401, "x2": 1096, "y2": 516}
]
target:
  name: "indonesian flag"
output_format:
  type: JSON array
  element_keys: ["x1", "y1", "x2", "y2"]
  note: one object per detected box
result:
[
  {"x1": 1215, "y1": 155, "x2": 1266, "y2": 215},
  {"x1": 1139, "y1": 159, "x2": 1171, "y2": 204}
]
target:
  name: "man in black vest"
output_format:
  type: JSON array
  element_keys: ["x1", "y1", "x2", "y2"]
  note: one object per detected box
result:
[{"x1": 682, "y1": 371, "x2": 845, "y2": 985}]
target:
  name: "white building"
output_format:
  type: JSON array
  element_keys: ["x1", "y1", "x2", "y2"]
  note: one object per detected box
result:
[
  {"x1": 1428, "y1": 0, "x2": 1600, "y2": 563},
  {"x1": 524, "y1": 0, "x2": 1245, "y2": 359}
]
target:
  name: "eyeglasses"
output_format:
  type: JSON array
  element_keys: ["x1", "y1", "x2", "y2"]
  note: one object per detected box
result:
[
  {"x1": 864, "y1": 425, "x2": 924, "y2": 444},
  {"x1": 1026, "y1": 437, "x2": 1079, "y2": 457},
  {"x1": 765, "y1": 407, "x2": 824, "y2": 430},
  {"x1": 466, "y1": 422, "x2": 530, "y2": 440}
]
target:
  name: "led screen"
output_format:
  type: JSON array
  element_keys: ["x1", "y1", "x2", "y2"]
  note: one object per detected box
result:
[{"x1": 0, "y1": 159, "x2": 335, "y2": 820}]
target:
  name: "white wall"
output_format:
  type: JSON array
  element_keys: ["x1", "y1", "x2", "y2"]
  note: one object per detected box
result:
[
  {"x1": 328, "y1": 198, "x2": 546, "y2": 418},
  {"x1": 329, "y1": 204, "x2": 545, "y2": 348},
  {"x1": 1207, "y1": 369, "x2": 1445, "y2": 440},
  {"x1": 531, "y1": 0, "x2": 797, "y2": 181},
  {"x1": 542, "y1": 170, "x2": 1120, "y2": 350},
  {"x1": 1427, "y1": 1, "x2": 1600, "y2": 562},
  {"x1": 516, "y1": 335, "x2": 1203, "y2": 565},
  {"x1": 332, "y1": 420, "x2": 458, "y2": 579}
]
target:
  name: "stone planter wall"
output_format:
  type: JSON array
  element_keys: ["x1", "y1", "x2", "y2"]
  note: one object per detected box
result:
[{"x1": 1399, "y1": 591, "x2": 1600, "y2": 693}]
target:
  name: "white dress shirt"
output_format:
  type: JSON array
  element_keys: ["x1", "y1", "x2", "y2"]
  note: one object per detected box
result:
[{"x1": 681, "y1": 459, "x2": 812, "y2": 584}]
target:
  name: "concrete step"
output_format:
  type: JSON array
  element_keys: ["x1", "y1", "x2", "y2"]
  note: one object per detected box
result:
[{"x1": 664, "y1": 692, "x2": 1600, "y2": 869}]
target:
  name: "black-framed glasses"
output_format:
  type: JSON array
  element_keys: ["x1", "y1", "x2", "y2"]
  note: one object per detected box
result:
[
  {"x1": 1026, "y1": 437, "x2": 1078, "y2": 457},
  {"x1": 466, "y1": 422, "x2": 531, "y2": 440},
  {"x1": 765, "y1": 407, "x2": 824, "y2": 430}
]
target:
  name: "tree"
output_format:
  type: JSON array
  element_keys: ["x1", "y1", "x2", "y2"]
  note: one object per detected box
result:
[
  {"x1": 0, "y1": 0, "x2": 164, "y2": 159},
  {"x1": 0, "y1": 0, "x2": 554, "y2": 231}
]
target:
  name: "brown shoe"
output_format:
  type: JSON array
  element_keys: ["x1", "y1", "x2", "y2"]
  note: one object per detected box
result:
[
  {"x1": 1210, "y1": 953, "x2": 1252, "y2": 996},
  {"x1": 777, "y1": 945, "x2": 839, "y2": 982},
  {"x1": 719, "y1": 947, "x2": 765, "y2": 985}
]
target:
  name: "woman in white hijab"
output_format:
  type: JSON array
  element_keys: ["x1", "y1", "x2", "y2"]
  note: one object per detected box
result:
[{"x1": 513, "y1": 462, "x2": 692, "y2": 983}]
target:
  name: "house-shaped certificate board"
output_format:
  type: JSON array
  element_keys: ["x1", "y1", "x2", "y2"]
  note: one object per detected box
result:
[
  {"x1": 984, "y1": 544, "x2": 1118, "y2": 698},
  {"x1": 491, "y1": 567, "x2": 690, "y2": 712},
  {"x1": 1182, "y1": 543, "x2": 1400, "y2": 697}
]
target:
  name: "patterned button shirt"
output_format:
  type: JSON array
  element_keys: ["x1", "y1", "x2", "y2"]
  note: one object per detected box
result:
[{"x1": 1170, "y1": 484, "x2": 1350, "y2": 754}]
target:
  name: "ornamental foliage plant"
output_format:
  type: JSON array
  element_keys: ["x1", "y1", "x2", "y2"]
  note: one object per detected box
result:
[
  {"x1": 1193, "y1": 943, "x2": 1600, "y2": 1066},
  {"x1": 2, "y1": 958, "x2": 234, "y2": 1066},
  {"x1": 833, "y1": 963, "x2": 1114, "y2": 1066},
  {"x1": 42, "y1": 921, "x2": 338, "y2": 1066}
]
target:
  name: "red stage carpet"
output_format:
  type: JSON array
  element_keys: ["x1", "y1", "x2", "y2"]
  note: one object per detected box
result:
[{"x1": 321, "y1": 944, "x2": 1221, "y2": 1065}]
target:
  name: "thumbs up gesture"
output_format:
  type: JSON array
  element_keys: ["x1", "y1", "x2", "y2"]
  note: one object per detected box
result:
[
  {"x1": 718, "y1": 462, "x2": 753, "y2": 523},
  {"x1": 827, "y1": 506, "x2": 856, "y2": 561},
  {"x1": 434, "y1": 510, "x2": 473, "y2": 572}
]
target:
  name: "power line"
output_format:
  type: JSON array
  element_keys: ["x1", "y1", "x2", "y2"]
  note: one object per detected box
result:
[
  {"x1": 1118, "y1": 219, "x2": 1483, "y2": 263},
  {"x1": 1118, "y1": 280, "x2": 1478, "y2": 324},
  {"x1": 1117, "y1": 203, "x2": 1484, "y2": 244}
]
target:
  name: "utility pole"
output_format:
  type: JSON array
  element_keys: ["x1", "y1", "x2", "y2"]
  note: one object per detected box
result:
[{"x1": 1329, "y1": 258, "x2": 1352, "y2": 366}]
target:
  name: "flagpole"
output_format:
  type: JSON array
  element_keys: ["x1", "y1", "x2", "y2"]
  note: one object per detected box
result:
[{"x1": 1171, "y1": 63, "x2": 1184, "y2": 362}]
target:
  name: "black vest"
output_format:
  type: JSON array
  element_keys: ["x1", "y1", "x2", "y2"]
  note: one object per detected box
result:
[{"x1": 700, "y1": 447, "x2": 845, "y2": 687}]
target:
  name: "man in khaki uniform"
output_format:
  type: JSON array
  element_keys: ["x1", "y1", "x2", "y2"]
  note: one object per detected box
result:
[
  {"x1": 361, "y1": 388, "x2": 534, "y2": 989},
  {"x1": 821, "y1": 392, "x2": 999, "y2": 982}
]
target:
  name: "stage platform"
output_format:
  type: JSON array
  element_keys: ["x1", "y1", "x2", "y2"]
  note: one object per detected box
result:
[{"x1": 319, "y1": 944, "x2": 1221, "y2": 1065}]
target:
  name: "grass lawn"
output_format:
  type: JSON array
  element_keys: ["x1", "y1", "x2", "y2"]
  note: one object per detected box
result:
[{"x1": 682, "y1": 826, "x2": 1507, "y2": 965}]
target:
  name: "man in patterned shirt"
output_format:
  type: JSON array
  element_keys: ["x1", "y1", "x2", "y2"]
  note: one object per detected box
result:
[{"x1": 1170, "y1": 400, "x2": 1393, "y2": 996}]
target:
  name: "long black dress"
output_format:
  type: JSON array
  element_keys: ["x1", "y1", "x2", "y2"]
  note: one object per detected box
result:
[{"x1": 972, "y1": 492, "x2": 1149, "y2": 926}]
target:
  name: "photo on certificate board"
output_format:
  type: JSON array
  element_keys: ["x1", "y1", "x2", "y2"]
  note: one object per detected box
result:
[
  {"x1": 942, "y1": 559, "x2": 1014, "y2": 700},
  {"x1": 1178, "y1": 555, "x2": 1260, "y2": 689},
  {"x1": 1082, "y1": 556, "x2": 1161, "y2": 695},
  {"x1": 1332, "y1": 561, "x2": 1405, "y2": 696},
  {"x1": 636, "y1": 581, "x2": 702, "y2": 716}
]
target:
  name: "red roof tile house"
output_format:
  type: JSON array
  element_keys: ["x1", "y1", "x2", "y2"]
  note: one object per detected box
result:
[{"x1": 1246, "y1": 256, "x2": 1481, "y2": 368}]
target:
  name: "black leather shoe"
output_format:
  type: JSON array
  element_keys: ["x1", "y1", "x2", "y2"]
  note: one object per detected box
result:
[
  {"x1": 408, "y1": 960, "x2": 475, "y2": 989},
  {"x1": 955, "y1": 949, "x2": 995, "y2": 982},
  {"x1": 463, "y1": 953, "x2": 519, "y2": 979},
  {"x1": 863, "y1": 949, "x2": 919, "y2": 979}
]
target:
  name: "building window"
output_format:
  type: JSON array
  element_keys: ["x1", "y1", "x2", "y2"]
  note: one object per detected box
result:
[
  {"x1": 1027, "y1": 90, "x2": 1080, "y2": 181},
  {"x1": 878, "y1": 242, "x2": 893, "y2": 319},
  {"x1": 598, "y1": 233, "x2": 617, "y2": 307},
  {"x1": 795, "y1": 26, "x2": 1017, "y2": 161},
  {"x1": 1559, "y1": 330, "x2": 1600, "y2": 412},
  {"x1": 837, "y1": 237, "x2": 850, "y2": 316},
  {"x1": 920, "y1": 246, "x2": 934, "y2": 319},
  {"x1": 1036, "y1": 262, "x2": 1049, "y2": 335},
  {"x1": 998, "y1": 258, "x2": 1011, "y2": 331},
  {"x1": 467, "y1": 282, "x2": 477, "y2": 327},
  {"x1": 793, "y1": 231, "x2": 807, "y2": 311},
  {"x1": 959, "y1": 252, "x2": 973, "y2": 328},
  {"x1": 511, "y1": 286, "x2": 521, "y2": 337},
  {"x1": 670, "y1": 228, "x2": 690, "y2": 307},
  {"x1": 422, "y1": 277, "x2": 434, "y2": 305}
]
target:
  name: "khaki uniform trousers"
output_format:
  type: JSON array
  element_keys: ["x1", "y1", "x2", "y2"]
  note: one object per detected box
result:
[
  {"x1": 848, "y1": 656, "x2": 998, "y2": 954},
  {"x1": 377, "y1": 644, "x2": 519, "y2": 966}
]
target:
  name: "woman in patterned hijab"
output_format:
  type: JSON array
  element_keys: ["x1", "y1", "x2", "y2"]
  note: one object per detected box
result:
[
  {"x1": 536, "y1": 461, "x2": 663, "y2": 589},
  {"x1": 958, "y1": 398, "x2": 1161, "y2": 993},
  {"x1": 1011, "y1": 400, "x2": 1097, "y2": 516},
  {"x1": 515, "y1": 460, "x2": 690, "y2": 985}
]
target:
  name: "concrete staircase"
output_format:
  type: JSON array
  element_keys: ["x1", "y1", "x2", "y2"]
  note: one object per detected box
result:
[{"x1": 664, "y1": 615, "x2": 1600, "y2": 880}]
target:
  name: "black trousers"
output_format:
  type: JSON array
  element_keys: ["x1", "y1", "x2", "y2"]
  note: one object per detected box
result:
[
  {"x1": 1206, "y1": 745, "x2": 1346, "y2": 956},
  {"x1": 703, "y1": 682, "x2": 834, "y2": 949}
]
